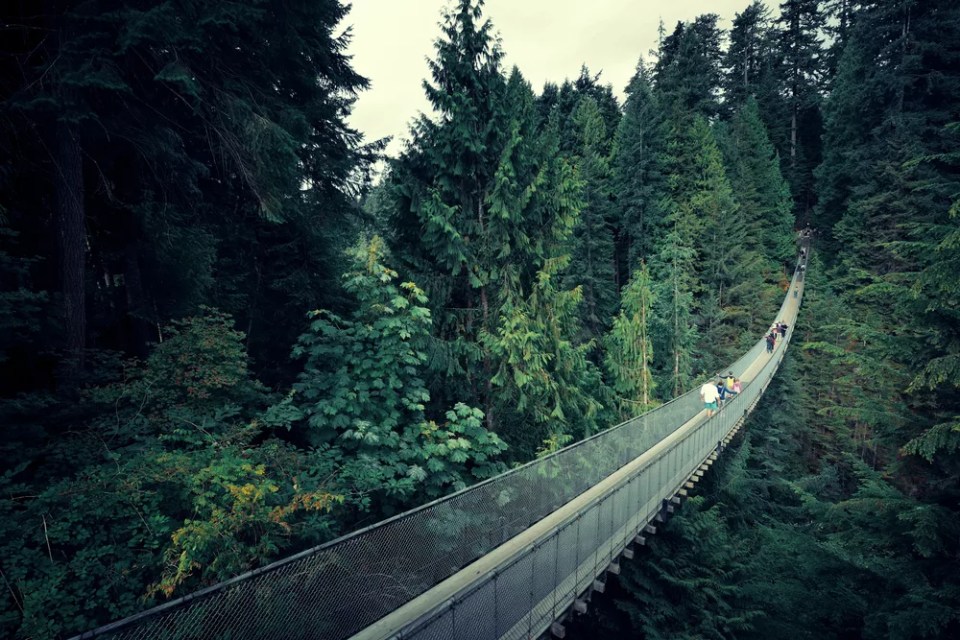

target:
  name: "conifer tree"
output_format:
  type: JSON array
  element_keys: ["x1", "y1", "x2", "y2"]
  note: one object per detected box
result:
[
  {"x1": 685, "y1": 117, "x2": 753, "y2": 369},
  {"x1": 775, "y1": 0, "x2": 827, "y2": 219},
  {"x1": 537, "y1": 66, "x2": 621, "y2": 157},
  {"x1": 651, "y1": 115, "x2": 751, "y2": 384},
  {"x1": 654, "y1": 15, "x2": 725, "y2": 118},
  {"x1": 604, "y1": 262, "x2": 657, "y2": 418},
  {"x1": 720, "y1": 97, "x2": 795, "y2": 288},
  {"x1": 2, "y1": 0, "x2": 370, "y2": 379},
  {"x1": 566, "y1": 97, "x2": 617, "y2": 341},
  {"x1": 391, "y1": 2, "x2": 606, "y2": 450},
  {"x1": 390, "y1": 0, "x2": 509, "y2": 428},
  {"x1": 650, "y1": 116, "x2": 701, "y2": 396},
  {"x1": 485, "y1": 87, "x2": 609, "y2": 451},
  {"x1": 723, "y1": 1, "x2": 777, "y2": 109},
  {"x1": 612, "y1": 59, "x2": 667, "y2": 280}
]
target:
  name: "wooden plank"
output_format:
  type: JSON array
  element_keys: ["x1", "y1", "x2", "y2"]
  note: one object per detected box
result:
[
  {"x1": 623, "y1": 548, "x2": 635, "y2": 560},
  {"x1": 551, "y1": 622, "x2": 567, "y2": 638},
  {"x1": 635, "y1": 535, "x2": 646, "y2": 546},
  {"x1": 607, "y1": 562, "x2": 621, "y2": 576},
  {"x1": 573, "y1": 599, "x2": 588, "y2": 614},
  {"x1": 644, "y1": 524, "x2": 657, "y2": 535},
  {"x1": 670, "y1": 496, "x2": 681, "y2": 505},
  {"x1": 593, "y1": 579, "x2": 606, "y2": 594},
  {"x1": 679, "y1": 488, "x2": 689, "y2": 496}
]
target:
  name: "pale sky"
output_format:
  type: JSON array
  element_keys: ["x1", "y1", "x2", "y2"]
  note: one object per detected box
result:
[{"x1": 344, "y1": 1, "x2": 765, "y2": 158}]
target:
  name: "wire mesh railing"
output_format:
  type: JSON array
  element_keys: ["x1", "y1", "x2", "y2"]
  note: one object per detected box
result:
[{"x1": 72, "y1": 251, "x2": 808, "y2": 640}]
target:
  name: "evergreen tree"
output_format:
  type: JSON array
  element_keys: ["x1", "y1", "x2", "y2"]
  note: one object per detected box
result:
[
  {"x1": 481, "y1": 89, "x2": 608, "y2": 451},
  {"x1": 775, "y1": 0, "x2": 827, "y2": 219},
  {"x1": 720, "y1": 96, "x2": 795, "y2": 297},
  {"x1": 390, "y1": 0, "x2": 509, "y2": 430},
  {"x1": 612, "y1": 59, "x2": 667, "y2": 280},
  {"x1": 604, "y1": 261, "x2": 657, "y2": 418},
  {"x1": 391, "y1": 2, "x2": 606, "y2": 452},
  {"x1": 537, "y1": 66, "x2": 621, "y2": 156},
  {"x1": 654, "y1": 15, "x2": 725, "y2": 118},
  {"x1": 651, "y1": 115, "x2": 750, "y2": 388},
  {"x1": 723, "y1": 2, "x2": 775, "y2": 108},
  {"x1": 723, "y1": 0, "x2": 786, "y2": 135},
  {"x1": 0, "y1": 0, "x2": 370, "y2": 380},
  {"x1": 567, "y1": 97, "x2": 618, "y2": 341}
]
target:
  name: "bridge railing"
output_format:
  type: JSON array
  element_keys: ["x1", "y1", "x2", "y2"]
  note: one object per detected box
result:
[{"x1": 73, "y1": 261, "x2": 806, "y2": 640}]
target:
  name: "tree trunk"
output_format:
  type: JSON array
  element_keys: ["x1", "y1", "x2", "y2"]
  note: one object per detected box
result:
[{"x1": 53, "y1": 120, "x2": 86, "y2": 364}]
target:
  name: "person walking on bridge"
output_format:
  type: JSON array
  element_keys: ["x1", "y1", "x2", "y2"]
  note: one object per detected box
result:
[
  {"x1": 701, "y1": 378, "x2": 721, "y2": 418},
  {"x1": 724, "y1": 372, "x2": 737, "y2": 397},
  {"x1": 765, "y1": 331, "x2": 776, "y2": 354}
]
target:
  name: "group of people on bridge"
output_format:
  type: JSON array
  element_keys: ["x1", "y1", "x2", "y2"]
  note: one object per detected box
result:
[
  {"x1": 700, "y1": 320, "x2": 790, "y2": 417},
  {"x1": 699, "y1": 372, "x2": 743, "y2": 418},
  {"x1": 766, "y1": 321, "x2": 788, "y2": 353}
]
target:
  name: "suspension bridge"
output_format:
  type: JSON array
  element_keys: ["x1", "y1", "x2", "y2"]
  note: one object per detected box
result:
[{"x1": 73, "y1": 247, "x2": 810, "y2": 640}]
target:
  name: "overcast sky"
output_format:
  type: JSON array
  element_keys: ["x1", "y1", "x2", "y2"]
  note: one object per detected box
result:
[{"x1": 344, "y1": 1, "x2": 763, "y2": 157}]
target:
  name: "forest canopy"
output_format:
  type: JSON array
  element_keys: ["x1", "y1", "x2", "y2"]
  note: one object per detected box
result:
[{"x1": 1, "y1": 1, "x2": 958, "y2": 639}]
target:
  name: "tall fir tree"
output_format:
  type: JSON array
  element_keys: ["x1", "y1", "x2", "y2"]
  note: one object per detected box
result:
[
  {"x1": 604, "y1": 261, "x2": 657, "y2": 419},
  {"x1": 775, "y1": 0, "x2": 827, "y2": 220},
  {"x1": 390, "y1": 0, "x2": 509, "y2": 430},
  {"x1": 391, "y1": 1, "x2": 606, "y2": 452},
  {"x1": 612, "y1": 59, "x2": 667, "y2": 284},
  {"x1": 719, "y1": 96, "x2": 796, "y2": 299},
  {"x1": 723, "y1": 0, "x2": 788, "y2": 138},
  {"x1": 1, "y1": 0, "x2": 371, "y2": 383},
  {"x1": 566, "y1": 96, "x2": 618, "y2": 342},
  {"x1": 654, "y1": 15, "x2": 725, "y2": 118}
]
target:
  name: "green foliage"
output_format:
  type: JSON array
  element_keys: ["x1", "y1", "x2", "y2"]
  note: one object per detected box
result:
[
  {"x1": 604, "y1": 261, "x2": 657, "y2": 418},
  {"x1": 273, "y1": 237, "x2": 507, "y2": 506},
  {"x1": 566, "y1": 97, "x2": 617, "y2": 341},
  {"x1": 722, "y1": 97, "x2": 796, "y2": 275},
  {"x1": 612, "y1": 59, "x2": 667, "y2": 271},
  {"x1": 654, "y1": 15, "x2": 725, "y2": 118},
  {"x1": 649, "y1": 114, "x2": 751, "y2": 392},
  {"x1": 0, "y1": 218, "x2": 47, "y2": 365},
  {"x1": 2, "y1": 0, "x2": 372, "y2": 382},
  {"x1": 390, "y1": 2, "x2": 609, "y2": 454},
  {"x1": 0, "y1": 311, "x2": 346, "y2": 638},
  {"x1": 605, "y1": 497, "x2": 763, "y2": 640},
  {"x1": 9, "y1": 1, "x2": 960, "y2": 638}
]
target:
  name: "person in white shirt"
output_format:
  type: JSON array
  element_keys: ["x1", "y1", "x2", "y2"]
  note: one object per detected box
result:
[{"x1": 700, "y1": 379, "x2": 721, "y2": 417}]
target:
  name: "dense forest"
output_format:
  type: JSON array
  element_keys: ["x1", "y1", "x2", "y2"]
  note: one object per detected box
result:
[{"x1": 0, "y1": 0, "x2": 957, "y2": 638}]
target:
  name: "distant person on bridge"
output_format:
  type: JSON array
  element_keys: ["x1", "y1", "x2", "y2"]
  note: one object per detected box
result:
[
  {"x1": 701, "y1": 378, "x2": 721, "y2": 417},
  {"x1": 778, "y1": 322, "x2": 788, "y2": 338},
  {"x1": 765, "y1": 331, "x2": 776, "y2": 353},
  {"x1": 724, "y1": 372, "x2": 737, "y2": 397}
]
